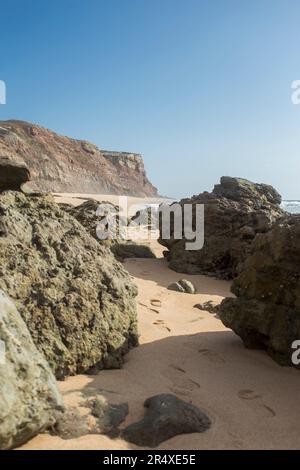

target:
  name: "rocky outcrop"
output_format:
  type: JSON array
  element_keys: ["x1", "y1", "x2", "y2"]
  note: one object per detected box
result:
[
  {"x1": 0, "y1": 290, "x2": 63, "y2": 449},
  {"x1": 64, "y1": 199, "x2": 125, "y2": 243},
  {"x1": 194, "y1": 301, "x2": 220, "y2": 315},
  {"x1": 0, "y1": 120, "x2": 158, "y2": 196},
  {"x1": 0, "y1": 191, "x2": 138, "y2": 379},
  {"x1": 220, "y1": 215, "x2": 300, "y2": 367},
  {"x1": 0, "y1": 155, "x2": 30, "y2": 192},
  {"x1": 159, "y1": 177, "x2": 285, "y2": 279},
  {"x1": 122, "y1": 394, "x2": 211, "y2": 447},
  {"x1": 53, "y1": 397, "x2": 128, "y2": 440},
  {"x1": 65, "y1": 199, "x2": 155, "y2": 260}
]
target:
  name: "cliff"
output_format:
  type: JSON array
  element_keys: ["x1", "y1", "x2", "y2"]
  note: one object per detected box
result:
[{"x1": 0, "y1": 120, "x2": 158, "y2": 196}]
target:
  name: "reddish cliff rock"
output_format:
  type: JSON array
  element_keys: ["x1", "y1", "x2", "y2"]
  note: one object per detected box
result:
[{"x1": 0, "y1": 120, "x2": 158, "y2": 196}]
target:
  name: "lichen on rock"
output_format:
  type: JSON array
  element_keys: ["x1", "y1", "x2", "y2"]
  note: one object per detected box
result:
[
  {"x1": 0, "y1": 191, "x2": 138, "y2": 379},
  {"x1": 219, "y1": 215, "x2": 300, "y2": 367},
  {"x1": 159, "y1": 176, "x2": 284, "y2": 279},
  {"x1": 0, "y1": 290, "x2": 63, "y2": 449}
]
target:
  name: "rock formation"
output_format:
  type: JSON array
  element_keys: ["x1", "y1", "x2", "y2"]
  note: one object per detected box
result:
[
  {"x1": 0, "y1": 191, "x2": 138, "y2": 379},
  {"x1": 0, "y1": 120, "x2": 158, "y2": 196},
  {"x1": 219, "y1": 215, "x2": 300, "y2": 367},
  {"x1": 0, "y1": 155, "x2": 30, "y2": 192},
  {"x1": 64, "y1": 198, "x2": 155, "y2": 260},
  {"x1": 159, "y1": 176, "x2": 284, "y2": 279},
  {"x1": 0, "y1": 290, "x2": 63, "y2": 449},
  {"x1": 64, "y1": 199, "x2": 125, "y2": 243},
  {"x1": 122, "y1": 394, "x2": 211, "y2": 447}
]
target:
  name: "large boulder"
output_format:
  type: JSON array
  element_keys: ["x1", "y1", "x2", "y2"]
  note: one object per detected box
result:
[
  {"x1": 65, "y1": 199, "x2": 155, "y2": 260},
  {"x1": 0, "y1": 290, "x2": 63, "y2": 449},
  {"x1": 219, "y1": 215, "x2": 300, "y2": 367},
  {"x1": 0, "y1": 191, "x2": 138, "y2": 379},
  {"x1": 64, "y1": 199, "x2": 128, "y2": 245},
  {"x1": 159, "y1": 177, "x2": 284, "y2": 279},
  {"x1": 0, "y1": 155, "x2": 30, "y2": 192}
]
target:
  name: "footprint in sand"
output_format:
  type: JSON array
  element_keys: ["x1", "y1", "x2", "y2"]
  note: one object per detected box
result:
[
  {"x1": 138, "y1": 302, "x2": 160, "y2": 314},
  {"x1": 198, "y1": 348, "x2": 226, "y2": 364},
  {"x1": 238, "y1": 389, "x2": 276, "y2": 417},
  {"x1": 151, "y1": 299, "x2": 162, "y2": 308},
  {"x1": 153, "y1": 320, "x2": 171, "y2": 332},
  {"x1": 164, "y1": 365, "x2": 201, "y2": 397},
  {"x1": 149, "y1": 308, "x2": 160, "y2": 314},
  {"x1": 188, "y1": 316, "x2": 204, "y2": 323}
]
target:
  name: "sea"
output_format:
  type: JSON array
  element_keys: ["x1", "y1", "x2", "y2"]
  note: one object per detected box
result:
[
  {"x1": 281, "y1": 201, "x2": 300, "y2": 214},
  {"x1": 142, "y1": 201, "x2": 300, "y2": 214}
]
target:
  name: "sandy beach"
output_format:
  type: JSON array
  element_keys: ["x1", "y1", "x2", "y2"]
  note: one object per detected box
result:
[
  {"x1": 53, "y1": 193, "x2": 173, "y2": 216},
  {"x1": 17, "y1": 193, "x2": 300, "y2": 450}
]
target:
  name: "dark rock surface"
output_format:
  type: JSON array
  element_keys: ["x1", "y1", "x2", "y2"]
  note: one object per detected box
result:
[
  {"x1": 0, "y1": 155, "x2": 30, "y2": 192},
  {"x1": 159, "y1": 176, "x2": 284, "y2": 279},
  {"x1": 0, "y1": 191, "x2": 138, "y2": 379},
  {"x1": 219, "y1": 215, "x2": 300, "y2": 367},
  {"x1": 0, "y1": 290, "x2": 63, "y2": 449},
  {"x1": 194, "y1": 301, "x2": 220, "y2": 315},
  {"x1": 122, "y1": 394, "x2": 211, "y2": 447}
]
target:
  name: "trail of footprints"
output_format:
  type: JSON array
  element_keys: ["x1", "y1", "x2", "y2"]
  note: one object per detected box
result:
[
  {"x1": 140, "y1": 295, "x2": 277, "y2": 419},
  {"x1": 238, "y1": 389, "x2": 276, "y2": 417},
  {"x1": 138, "y1": 298, "x2": 172, "y2": 333}
]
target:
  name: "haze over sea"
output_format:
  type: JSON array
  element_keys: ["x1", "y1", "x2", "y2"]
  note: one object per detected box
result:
[{"x1": 282, "y1": 201, "x2": 300, "y2": 214}]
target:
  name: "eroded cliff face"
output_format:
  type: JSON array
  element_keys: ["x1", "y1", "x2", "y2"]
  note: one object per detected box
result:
[{"x1": 0, "y1": 120, "x2": 158, "y2": 196}]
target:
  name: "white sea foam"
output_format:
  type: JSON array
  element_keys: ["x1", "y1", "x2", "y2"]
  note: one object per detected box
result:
[{"x1": 281, "y1": 200, "x2": 300, "y2": 214}]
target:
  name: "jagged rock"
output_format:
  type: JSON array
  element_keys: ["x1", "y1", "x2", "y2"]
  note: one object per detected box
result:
[
  {"x1": 0, "y1": 155, "x2": 30, "y2": 192},
  {"x1": 219, "y1": 215, "x2": 300, "y2": 367},
  {"x1": 65, "y1": 199, "x2": 126, "y2": 243},
  {"x1": 0, "y1": 120, "x2": 157, "y2": 196},
  {"x1": 52, "y1": 407, "x2": 90, "y2": 439},
  {"x1": 0, "y1": 290, "x2": 63, "y2": 449},
  {"x1": 159, "y1": 176, "x2": 284, "y2": 279},
  {"x1": 122, "y1": 394, "x2": 211, "y2": 447},
  {"x1": 0, "y1": 191, "x2": 138, "y2": 379},
  {"x1": 111, "y1": 243, "x2": 155, "y2": 260},
  {"x1": 167, "y1": 279, "x2": 196, "y2": 294},
  {"x1": 53, "y1": 398, "x2": 129, "y2": 439},
  {"x1": 64, "y1": 199, "x2": 155, "y2": 260},
  {"x1": 194, "y1": 301, "x2": 220, "y2": 315}
]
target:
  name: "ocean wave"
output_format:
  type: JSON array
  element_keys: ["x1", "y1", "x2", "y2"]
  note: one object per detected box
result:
[{"x1": 281, "y1": 200, "x2": 300, "y2": 214}]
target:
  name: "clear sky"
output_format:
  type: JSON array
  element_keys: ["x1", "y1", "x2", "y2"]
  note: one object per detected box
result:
[{"x1": 1, "y1": 0, "x2": 300, "y2": 199}]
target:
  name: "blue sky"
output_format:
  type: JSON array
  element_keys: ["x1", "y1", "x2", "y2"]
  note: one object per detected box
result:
[{"x1": 1, "y1": 0, "x2": 300, "y2": 199}]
